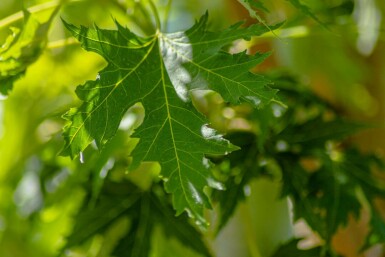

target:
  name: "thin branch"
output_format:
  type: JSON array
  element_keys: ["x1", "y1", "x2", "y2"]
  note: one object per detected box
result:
[
  {"x1": 163, "y1": 0, "x2": 173, "y2": 32},
  {"x1": 148, "y1": 0, "x2": 161, "y2": 31},
  {"x1": 0, "y1": 0, "x2": 79, "y2": 29},
  {"x1": 47, "y1": 38, "x2": 79, "y2": 49},
  {"x1": 0, "y1": 1, "x2": 58, "y2": 29}
]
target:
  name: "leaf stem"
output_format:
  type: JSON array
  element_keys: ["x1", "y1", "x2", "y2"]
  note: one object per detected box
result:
[
  {"x1": 271, "y1": 98, "x2": 288, "y2": 109},
  {"x1": 0, "y1": 0, "x2": 78, "y2": 30},
  {"x1": 47, "y1": 37, "x2": 79, "y2": 49},
  {"x1": 134, "y1": 1, "x2": 157, "y2": 35},
  {"x1": 163, "y1": 0, "x2": 173, "y2": 32},
  {"x1": 148, "y1": 0, "x2": 161, "y2": 31},
  {"x1": 258, "y1": 25, "x2": 309, "y2": 39},
  {"x1": 0, "y1": 1, "x2": 54, "y2": 29}
]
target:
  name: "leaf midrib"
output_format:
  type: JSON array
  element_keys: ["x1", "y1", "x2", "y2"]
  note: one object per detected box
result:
[{"x1": 158, "y1": 39, "x2": 191, "y2": 212}]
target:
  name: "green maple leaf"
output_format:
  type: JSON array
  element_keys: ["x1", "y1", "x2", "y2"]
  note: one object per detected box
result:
[
  {"x1": 65, "y1": 182, "x2": 212, "y2": 257},
  {"x1": 0, "y1": 8, "x2": 58, "y2": 95},
  {"x1": 61, "y1": 13, "x2": 281, "y2": 224}
]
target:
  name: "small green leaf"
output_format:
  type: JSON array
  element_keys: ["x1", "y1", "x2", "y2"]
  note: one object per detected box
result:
[
  {"x1": 248, "y1": 0, "x2": 270, "y2": 13},
  {"x1": 237, "y1": 0, "x2": 269, "y2": 17},
  {"x1": 0, "y1": 8, "x2": 58, "y2": 95},
  {"x1": 237, "y1": 0, "x2": 276, "y2": 35}
]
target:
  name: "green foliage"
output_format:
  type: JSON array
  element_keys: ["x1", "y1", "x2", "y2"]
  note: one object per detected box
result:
[
  {"x1": 210, "y1": 76, "x2": 385, "y2": 253},
  {"x1": 65, "y1": 180, "x2": 212, "y2": 257},
  {"x1": 1, "y1": 1, "x2": 385, "y2": 257},
  {"x1": 60, "y1": 13, "x2": 282, "y2": 225},
  {"x1": 0, "y1": 7, "x2": 58, "y2": 95}
]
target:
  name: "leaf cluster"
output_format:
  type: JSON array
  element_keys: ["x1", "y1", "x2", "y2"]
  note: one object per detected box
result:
[
  {"x1": 211, "y1": 74, "x2": 385, "y2": 255},
  {"x1": 0, "y1": 7, "x2": 58, "y2": 95},
  {"x1": 1, "y1": 1, "x2": 385, "y2": 257},
  {"x1": 65, "y1": 180, "x2": 211, "y2": 257},
  {"x1": 59, "y1": 12, "x2": 282, "y2": 225}
]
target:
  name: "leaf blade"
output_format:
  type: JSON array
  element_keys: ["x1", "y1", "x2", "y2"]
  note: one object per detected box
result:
[{"x1": 61, "y1": 14, "x2": 279, "y2": 224}]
